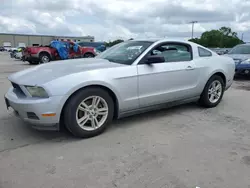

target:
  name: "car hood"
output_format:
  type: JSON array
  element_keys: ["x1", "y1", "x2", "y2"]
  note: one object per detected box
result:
[
  {"x1": 224, "y1": 54, "x2": 250, "y2": 61},
  {"x1": 8, "y1": 58, "x2": 124, "y2": 86}
]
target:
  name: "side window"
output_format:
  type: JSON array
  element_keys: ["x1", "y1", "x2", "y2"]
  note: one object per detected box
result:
[
  {"x1": 198, "y1": 47, "x2": 212, "y2": 57},
  {"x1": 78, "y1": 42, "x2": 86, "y2": 47},
  {"x1": 151, "y1": 43, "x2": 192, "y2": 62}
]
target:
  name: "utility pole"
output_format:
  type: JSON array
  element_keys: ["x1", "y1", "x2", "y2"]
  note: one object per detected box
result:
[
  {"x1": 190, "y1": 21, "x2": 198, "y2": 39},
  {"x1": 241, "y1": 33, "x2": 244, "y2": 41}
]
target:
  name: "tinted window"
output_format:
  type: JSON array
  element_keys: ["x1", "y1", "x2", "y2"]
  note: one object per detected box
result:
[
  {"x1": 228, "y1": 45, "x2": 250, "y2": 54},
  {"x1": 151, "y1": 43, "x2": 192, "y2": 62},
  {"x1": 198, "y1": 47, "x2": 212, "y2": 57}
]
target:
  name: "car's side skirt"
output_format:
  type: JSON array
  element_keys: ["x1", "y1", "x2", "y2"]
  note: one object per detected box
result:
[{"x1": 117, "y1": 96, "x2": 200, "y2": 119}]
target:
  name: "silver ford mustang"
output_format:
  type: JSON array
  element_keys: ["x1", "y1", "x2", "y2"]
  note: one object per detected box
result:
[{"x1": 5, "y1": 39, "x2": 235, "y2": 138}]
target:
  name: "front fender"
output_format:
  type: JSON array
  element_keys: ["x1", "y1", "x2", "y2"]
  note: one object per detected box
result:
[
  {"x1": 43, "y1": 72, "x2": 122, "y2": 109},
  {"x1": 65, "y1": 80, "x2": 122, "y2": 103},
  {"x1": 236, "y1": 64, "x2": 250, "y2": 70}
]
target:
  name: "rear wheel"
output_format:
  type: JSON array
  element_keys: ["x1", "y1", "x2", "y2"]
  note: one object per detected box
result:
[
  {"x1": 63, "y1": 87, "x2": 114, "y2": 138},
  {"x1": 28, "y1": 61, "x2": 39, "y2": 65},
  {"x1": 83, "y1": 53, "x2": 95, "y2": 58},
  {"x1": 199, "y1": 75, "x2": 225, "y2": 108}
]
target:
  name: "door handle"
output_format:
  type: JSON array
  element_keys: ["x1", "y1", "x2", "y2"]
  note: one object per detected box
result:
[{"x1": 186, "y1": 66, "x2": 195, "y2": 70}]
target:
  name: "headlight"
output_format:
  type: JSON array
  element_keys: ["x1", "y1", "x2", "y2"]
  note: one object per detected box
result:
[
  {"x1": 94, "y1": 48, "x2": 97, "y2": 53},
  {"x1": 241, "y1": 59, "x2": 250, "y2": 64},
  {"x1": 25, "y1": 86, "x2": 49, "y2": 98}
]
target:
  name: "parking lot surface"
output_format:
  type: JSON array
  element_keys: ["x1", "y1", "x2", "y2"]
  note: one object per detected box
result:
[{"x1": 0, "y1": 52, "x2": 250, "y2": 188}]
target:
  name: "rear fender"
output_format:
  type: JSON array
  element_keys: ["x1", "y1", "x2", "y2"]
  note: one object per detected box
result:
[
  {"x1": 81, "y1": 47, "x2": 95, "y2": 54},
  {"x1": 38, "y1": 50, "x2": 52, "y2": 59}
]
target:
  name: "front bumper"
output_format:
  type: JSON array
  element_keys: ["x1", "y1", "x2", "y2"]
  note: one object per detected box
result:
[
  {"x1": 4, "y1": 87, "x2": 65, "y2": 130},
  {"x1": 235, "y1": 64, "x2": 250, "y2": 75},
  {"x1": 22, "y1": 54, "x2": 39, "y2": 62}
]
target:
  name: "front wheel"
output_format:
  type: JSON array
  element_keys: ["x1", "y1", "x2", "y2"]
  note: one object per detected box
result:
[
  {"x1": 63, "y1": 87, "x2": 114, "y2": 138},
  {"x1": 199, "y1": 75, "x2": 225, "y2": 108}
]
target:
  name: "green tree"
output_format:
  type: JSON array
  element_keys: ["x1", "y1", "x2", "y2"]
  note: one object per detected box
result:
[
  {"x1": 188, "y1": 27, "x2": 244, "y2": 48},
  {"x1": 105, "y1": 39, "x2": 124, "y2": 47},
  {"x1": 189, "y1": 38, "x2": 200, "y2": 44},
  {"x1": 219, "y1": 27, "x2": 237, "y2": 37}
]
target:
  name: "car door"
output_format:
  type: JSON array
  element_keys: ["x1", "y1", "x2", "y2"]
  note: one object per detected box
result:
[
  {"x1": 68, "y1": 42, "x2": 81, "y2": 58},
  {"x1": 137, "y1": 42, "x2": 200, "y2": 108}
]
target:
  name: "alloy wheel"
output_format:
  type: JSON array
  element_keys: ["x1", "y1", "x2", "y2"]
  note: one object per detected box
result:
[
  {"x1": 41, "y1": 55, "x2": 49, "y2": 63},
  {"x1": 208, "y1": 80, "x2": 222, "y2": 103},
  {"x1": 76, "y1": 96, "x2": 109, "y2": 131}
]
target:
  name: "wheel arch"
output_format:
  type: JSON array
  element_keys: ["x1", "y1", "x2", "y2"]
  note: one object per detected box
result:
[
  {"x1": 199, "y1": 71, "x2": 226, "y2": 107},
  {"x1": 39, "y1": 51, "x2": 52, "y2": 59},
  {"x1": 83, "y1": 52, "x2": 95, "y2": 57},
  {"x1": 201, "y1": 71, "x2": 227, "y2": 95},
  {"x1": 209, "y1": 71, "x2": 226, "y2": 85},
  {"x1": 59, "y1": 84, "x2": 120, "y2": 128}
]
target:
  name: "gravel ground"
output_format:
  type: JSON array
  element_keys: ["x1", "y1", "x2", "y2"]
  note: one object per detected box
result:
[{"x1": 0, "y1": 52, "x2": 250, "y2": 188}]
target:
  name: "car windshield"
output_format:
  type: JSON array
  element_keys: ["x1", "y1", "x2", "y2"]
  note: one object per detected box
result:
[
  {"x1": 96, "y1": 41, "x2": 153, "y2": 65},
  {"x1": 228, "y1": 45, "x2": 250, "y2": 54}
]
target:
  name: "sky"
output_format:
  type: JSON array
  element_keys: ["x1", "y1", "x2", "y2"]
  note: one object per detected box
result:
[{"x1": 0, "y1": 0, "x2": 250, "y2": 42}]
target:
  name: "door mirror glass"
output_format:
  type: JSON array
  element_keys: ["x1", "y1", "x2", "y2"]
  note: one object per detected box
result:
[{"x1": 145, "y1": 55, "x2": 165, "y2": 64}]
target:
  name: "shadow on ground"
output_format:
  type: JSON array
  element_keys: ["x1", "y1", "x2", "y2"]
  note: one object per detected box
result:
[
  {"x1": 111, "y1": 102, "x2": 198, "y2": 129},
  {"x1": 234, "y1": 75, "x2": 250, "y2": 91},
  {"x1": 1, "y1": 102, "x2": 200, "y2": 152}
]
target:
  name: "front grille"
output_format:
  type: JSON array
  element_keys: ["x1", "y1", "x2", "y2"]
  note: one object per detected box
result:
[{"x1": 11, "y1": 82, "x2": 26, "y2": 96}]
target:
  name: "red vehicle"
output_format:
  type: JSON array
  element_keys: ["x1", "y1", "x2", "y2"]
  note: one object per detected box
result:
[{"x1": 22, "y1": 41, "x2": 96, "y2": 65}]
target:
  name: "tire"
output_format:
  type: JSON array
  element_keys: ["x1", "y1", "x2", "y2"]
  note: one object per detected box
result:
[
  {"x1": 28, "y1": 61, "x2": 39, "y2": 65},
  {"x1": 39, "y1": 53, "x2": 50, "y2": 63},
  {"x1": 83, "y1": 53, "x2": 95, "y2": 58},
  {"x1": 63, "y1": 87, "x2": 114, "y2": 138},
  {"x1": 199, "y1": 75, "x2": 225, "y2": 108}
]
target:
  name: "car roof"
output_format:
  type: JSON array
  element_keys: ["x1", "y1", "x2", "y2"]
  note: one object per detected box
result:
[{"x1": 131, "y1": 38, "x2": 193, "y2": 44}]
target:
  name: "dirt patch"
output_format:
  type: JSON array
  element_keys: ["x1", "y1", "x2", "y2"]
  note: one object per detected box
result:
[{"x1": 242, "y1": 156, "x2": 250, "y2": 165}]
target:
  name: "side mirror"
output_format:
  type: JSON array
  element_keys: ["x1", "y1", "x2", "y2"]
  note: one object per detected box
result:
[{"x1": 145, "y1": 55, "x2": 165, "y2": 64}]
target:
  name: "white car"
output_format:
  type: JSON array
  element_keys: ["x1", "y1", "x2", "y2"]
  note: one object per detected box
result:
[
  {"x1": 14, "y1": 52, "x2": 23, "y2": 59},
  {"x1": 5, "y1": 39, "x2": 235, "y2": 138}
]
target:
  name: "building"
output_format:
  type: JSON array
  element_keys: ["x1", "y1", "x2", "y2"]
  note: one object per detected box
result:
[{"x1": 0, "y1": 33, "x2": 94, "y2": 48}]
